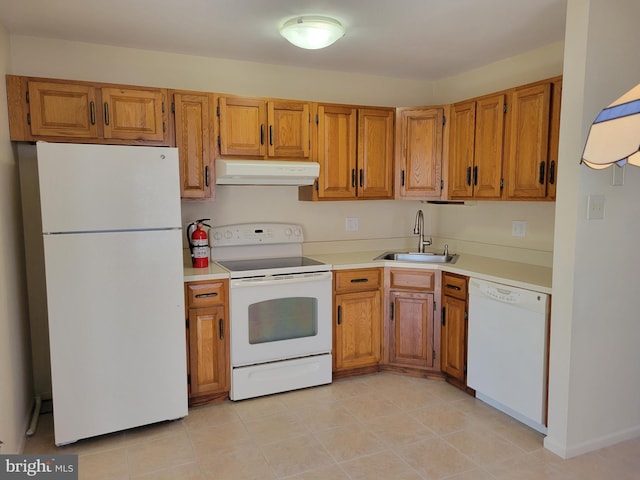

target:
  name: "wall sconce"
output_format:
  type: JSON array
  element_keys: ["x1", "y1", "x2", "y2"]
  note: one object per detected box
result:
[
  {"x1": 280, "y1": 16, "x2": 346, "y2": 50},
  {"x1": 581, "y1": 83, "x2": 640, "y2": 169}
]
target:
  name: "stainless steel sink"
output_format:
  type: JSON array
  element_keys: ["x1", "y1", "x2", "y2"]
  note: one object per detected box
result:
[{"x1": 374, "y1": 251, "x2": 458, "y2": 264}]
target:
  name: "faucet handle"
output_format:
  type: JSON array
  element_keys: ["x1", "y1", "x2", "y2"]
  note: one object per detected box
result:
[{"x1": 443, "y1": 244, "x2": 448, "y2": 256}]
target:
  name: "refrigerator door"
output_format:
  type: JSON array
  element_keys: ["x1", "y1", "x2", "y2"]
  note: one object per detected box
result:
[
  {"x1": 44, "y1": 229, "x2": 187, "y2": 445},
  {"x1": 36, "y1": 142, "x2": 181, "y2": 232}
]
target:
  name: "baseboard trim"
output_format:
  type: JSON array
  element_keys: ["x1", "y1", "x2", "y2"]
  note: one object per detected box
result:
[{"x1": 544, "y1": 424, "x2": 640, "y2": 459}]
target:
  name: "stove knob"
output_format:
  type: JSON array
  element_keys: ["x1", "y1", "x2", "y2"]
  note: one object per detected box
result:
[
  {"x1": 212, "y1": 231, "x2": 222, "y2": 241},
  {"x1": 224, "y1": 230, "x2": 233, "y2": 239},
  {"x1": 294, "y1": 227, "x2": 302, "y2": 237},
  {"x1": 285, "y1": 227, "x2": 292, "y2": 237}
]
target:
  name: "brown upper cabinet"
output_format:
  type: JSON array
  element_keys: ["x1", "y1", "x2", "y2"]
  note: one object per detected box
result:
[
  {"x1": 171, "y1": 90, "x2": 215, "y2": 199},
  {"x1": 7, "y1": 76, "x2": 169, "y2": 145},
  {"x1": 302, "y1": 105, "x2": 394, "y2": 200},
  {"x1": 449, "y1": 93, "x2": 507, "y2": 200},
  {"x1": 217, "y1": 96, "x2": 311, "y2": 159},
  {"x1": 505, "y1": 79, "x2": 560, "y2": 200},
  {"x1": 448, "y1": 75, "x2": 562, "y2": 201},
  {"x1": 395, "y1": 107, "x2": 445, "y2": 200}
]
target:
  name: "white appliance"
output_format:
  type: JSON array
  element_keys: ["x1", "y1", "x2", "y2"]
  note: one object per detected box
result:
[
  {"x1": 19, "y1": 142, "x2": 188, "y2": 446},
  {"x1": 467, "y1": 278, "x2": 549, "y2": 433},
  {"x1": 215, "y1": 159, "x2": 320, "y2": 185},
  {"x1": 210, "y1": 223, "x2": 332, "y2": 401}
]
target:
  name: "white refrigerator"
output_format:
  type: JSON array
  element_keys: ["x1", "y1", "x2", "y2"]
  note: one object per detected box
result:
[{"x1": 19, "y1": 142, "x2": 188, "y2": 446}]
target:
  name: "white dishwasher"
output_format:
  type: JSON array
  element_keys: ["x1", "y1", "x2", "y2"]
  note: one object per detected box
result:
[{"x1": 467, "y1": 278, "x2": 549, "y2": 433}]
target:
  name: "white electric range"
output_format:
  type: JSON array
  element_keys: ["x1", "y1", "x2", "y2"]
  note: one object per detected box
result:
[{"x1": 210, "y1": 223, "x2": 333, "y2": 401}]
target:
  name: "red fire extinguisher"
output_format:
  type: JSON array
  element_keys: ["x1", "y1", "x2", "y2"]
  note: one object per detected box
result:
[{"x1": 187, "y1": 219, "x2": 211, "y2": 268}]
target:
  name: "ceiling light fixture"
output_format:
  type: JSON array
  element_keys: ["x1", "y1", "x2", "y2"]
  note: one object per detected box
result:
[{"x1": 280, "y1": 16, "x2": 345, "y2": 50}]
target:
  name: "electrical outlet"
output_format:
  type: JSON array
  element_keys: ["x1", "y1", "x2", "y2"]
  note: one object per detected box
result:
[
  {"x1": 345, "y1": 217, "x2": 359, "y2": 231},
  {"x1": 512, "y1": 221, "x2": 526, "y2": 237},
  {"x1": 587, "y1": 194, "x2": 605, "y2": 220}
]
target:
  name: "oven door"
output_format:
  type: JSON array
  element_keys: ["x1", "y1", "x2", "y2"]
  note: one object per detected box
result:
[{"x1": 229, "y1": 271, "x2": 332, "y2": 367}]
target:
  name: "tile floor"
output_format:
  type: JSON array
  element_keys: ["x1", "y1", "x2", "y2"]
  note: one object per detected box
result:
[{"x1": 23, "y1": 373, "x2": 640, "y2": 479}]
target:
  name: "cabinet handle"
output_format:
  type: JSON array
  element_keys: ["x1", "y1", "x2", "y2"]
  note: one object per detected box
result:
[
  {"x1": 549, "y1": 160, "x2": 556, "y2": 185},
  {"x1": 195, "y1": 292, "x2": 218, "y2": 298},
  {"x1": 260, "y1": 124, "x2": 265, "y2": 145},
  {"x1": 219, "y1": 318, "x2": 224, "y2": 339},
  {"x1": 205, "y1": 166, "x2": 210, "y2": 187},
  {"x1": 539, "y1": 161, "x2": 546, "y2": 184},
  {"x1": 442, "y1": 306, "x2": 446, "y2": 326},
  {"x1": 104, "y1": 102, "x2": 110, "y2": 126},
  {"x1": 350, "y1": 278, "x2": 369, "y2": 283},
  {"x1": 269, "y1": 125, "x2": 273, "y2": 146},
  {"x1": 473, "y1": 165, "x2": 478, "y2": 186},
  {"x1": 90, "y1": 101, "x2": 96, "y2": 125},
  {"x1": 351, "y1": 169, "x2": 356, "y2": 188},
  {"x1": 337, "y1": 305, "x2": 342, "y2": 325},
  {"x1": 390, "y1": 302, "x2": 395, "y2": 321},
  {"x1": 445, "y1": 284, "x2": 461, "y2": 291},
  {"x1": 359, "y1": 169, "x2": 364, "y2": 188},
  {"x1": 466, "y1": 166, "x2": 472, "y2": 186},
  {"x1": 401, "y1": 169, "x2": 405, "y2": 186}
]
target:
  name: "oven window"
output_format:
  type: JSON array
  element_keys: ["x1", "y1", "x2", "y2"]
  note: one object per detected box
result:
[{"x1": 248, "y1": 297, "x2": 318, "y2": 344}]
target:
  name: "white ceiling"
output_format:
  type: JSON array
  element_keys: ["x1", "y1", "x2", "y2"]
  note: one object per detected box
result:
[{"x1": 0, "y1": 0, "x2": 567, "y2": 81}]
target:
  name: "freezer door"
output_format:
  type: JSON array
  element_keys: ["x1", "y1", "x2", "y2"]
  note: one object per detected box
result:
[
  {"x1": 35, "y1": 142, "x2": 181, "y2": 232},
  {"x1": 43, "y1": 229, "x2": 187, "y2": 445}
]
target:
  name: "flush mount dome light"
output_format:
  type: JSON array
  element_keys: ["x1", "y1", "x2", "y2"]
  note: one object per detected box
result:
[{"x1": 280, "y1": 16, "x2": 345, "y2": 50}]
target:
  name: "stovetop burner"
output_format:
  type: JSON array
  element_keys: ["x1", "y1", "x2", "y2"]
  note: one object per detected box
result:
[
  {"x1": 217, "y1": 256, "x2": 324, "y2": 272},
  {"x1": 209, "y1": 223, "x2": 331, "y2": 278}
]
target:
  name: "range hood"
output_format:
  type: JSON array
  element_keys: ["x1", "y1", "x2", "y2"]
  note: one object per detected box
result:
[{"x1": 215, "y1": 159, "x2": 319, "y2": 186}]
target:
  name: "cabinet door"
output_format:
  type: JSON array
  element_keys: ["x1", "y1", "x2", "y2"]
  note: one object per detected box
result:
[
  {"x1": 474, "y1": 94, "x2": 506, "y2": 199},
  {"x1": 335, "y1": 290, "x2": 381, "y2": 370},
  {"x1": 317, "y1": 104, "x2": 358, "y2": 199},
  {"x1": 507, "y1": 83, "x2": 551, "y2": 199},
  {"x1": 358, "y1": 108, "x2": 394, "y2": 199},
  {"x1": 441, "y1": 294, "x2": 466, "y2": 381},
  {"x1": 397, "y1": 107, "x2": 443, "y2": 199},
  {"x1": 173, "y1": 92, "x2": 214, "y2": 199},
  {"x1": 27, "y1": 81, "x2": 99, "y2": 138},
  {"x1": 218, "y1": 96, "x2": 266, "y2": 156},
  {"x1": 389, "y1": 291, "x2": 435, "y2": 369},
  {"x1": 268, "y1": 101, "x2": 310, "y2": 158},
  {"x1": 188, "y1": 305, "x2": 228, "y2": 396},
  {"x1": 547, "y1": 78, "x2": 562, "y2": 200},
  {"x1": 101, "y1": 87, "x2": 168, "y2": 142},
  {"x1": 449, "y1": 101, "x2": 476, "y2": 199}
]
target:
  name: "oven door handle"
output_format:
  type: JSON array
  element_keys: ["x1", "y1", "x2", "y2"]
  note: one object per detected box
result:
[{"x1": 230, "y1": 271, "x2": 332, "y2": 287}]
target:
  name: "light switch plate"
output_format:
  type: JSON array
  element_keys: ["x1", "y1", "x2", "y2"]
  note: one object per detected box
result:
[{"x1": 587, "y1": 194, "x2": 605, "y2": 220}]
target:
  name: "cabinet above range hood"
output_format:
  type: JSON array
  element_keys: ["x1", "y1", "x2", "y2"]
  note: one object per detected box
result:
[{"x1": 215, "y1": 159, "x2": 319, "y2": 186}]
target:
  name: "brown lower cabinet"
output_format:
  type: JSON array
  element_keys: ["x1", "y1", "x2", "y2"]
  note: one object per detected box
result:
[
  {"x1": 333, "y1": 268, "x2": 383, "y2": 377},
  {"x1": 184, "y1": 279, "x2": 230, "y2": 406},
  {"x1": 382, "y1": 268, "x2": 441, "y2": 377},
  {"x1": 440, "y1": 272, "x2": 472, "y2": 391}
]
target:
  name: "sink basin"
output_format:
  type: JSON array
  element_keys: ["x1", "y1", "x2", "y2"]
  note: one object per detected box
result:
[{"x1": 374, "y1": 251, "x2": 458, "y2": 264}]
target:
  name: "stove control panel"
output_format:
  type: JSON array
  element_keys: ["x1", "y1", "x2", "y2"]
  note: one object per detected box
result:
[{"x1": 209, "y1": 223, "x2": 304, "y2": 247}]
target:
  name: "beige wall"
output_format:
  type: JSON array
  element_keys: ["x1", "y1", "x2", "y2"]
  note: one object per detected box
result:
[
  {"x1": 545, "y1": 0, "x2": 640, "y2": 458},
  {"x1": 0, "y1": 25, "x2": 32, "y2": 454}
]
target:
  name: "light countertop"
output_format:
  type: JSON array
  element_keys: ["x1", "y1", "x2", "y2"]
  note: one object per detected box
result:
[
  {"x1": 184, "y1": 249, "x2": 552, "y2": 294},
  {"x1": 306, "y1": 250, "x2": 552, "y2": 294}
]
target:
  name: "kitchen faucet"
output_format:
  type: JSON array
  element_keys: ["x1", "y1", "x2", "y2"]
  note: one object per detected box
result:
[{"x1": 413, "y1": 209, "x2": 432, "y2": 253}]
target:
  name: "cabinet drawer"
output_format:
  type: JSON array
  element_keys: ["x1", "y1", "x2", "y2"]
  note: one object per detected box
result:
[
  {"x1": 442, "y1": 273, "x2": 467, "y2": 299},
  {"x1": 389, "y1": 269, "x2": 435, "y2": 291},
  {"x1": 186, "y1": 281, "x2": 226, "y2": 307},
  {"x1": 334, "y1": 268, "x2": 382, "y2": 293}
]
